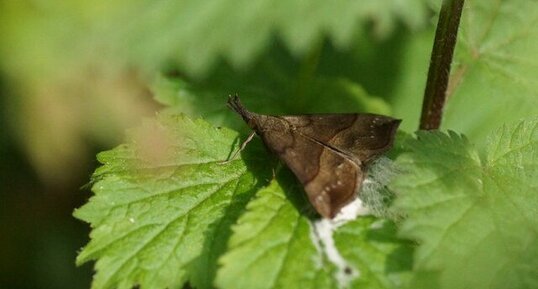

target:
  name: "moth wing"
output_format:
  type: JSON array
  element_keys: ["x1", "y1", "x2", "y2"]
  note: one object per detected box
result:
[{"x1": 281, "y1": 114, "x2": 401, "y2": 164}]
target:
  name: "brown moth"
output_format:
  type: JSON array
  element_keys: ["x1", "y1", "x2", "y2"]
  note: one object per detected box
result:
[{"x1": 228, "y1": 95, "x2": 401, "y2": 218}]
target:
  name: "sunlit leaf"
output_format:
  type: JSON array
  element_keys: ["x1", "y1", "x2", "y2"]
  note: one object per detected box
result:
[{"x1": 74, "y1": 115, "x2": 272, "y2": 289}]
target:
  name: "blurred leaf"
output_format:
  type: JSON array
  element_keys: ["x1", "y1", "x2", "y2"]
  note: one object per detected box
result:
[
  {"x1": 217, "y1": 172, "x2": 413, "y2": 289},
  {"x1": 152, "y1": 50, "x2": 392, "y2": 132},
  {"x1": 74, "y1": 115, "x2": 273, "y2": 289},
  {"x1": 390, "y1": 119, "x2": 538, "y2": 289},
  {"x1": 387, "y1": 28, "x2": 435, "y2": 132},
  {"x1": 315, "y1": 28, "x2": 426, "y2": 106},
  {"x1": 0, "y1": 1, "x2": 157, "y2": 185},
  {"x1": 111, "y1": 0, "x2": 432, "y2": 76},
  {"x1": 443, "y1": 0, "x2": 538, "y2": 144}
]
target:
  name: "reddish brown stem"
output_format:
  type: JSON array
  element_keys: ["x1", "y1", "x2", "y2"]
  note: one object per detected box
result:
[{"x1": 419, "y1": 0, "x2": 465, "y2": 130}]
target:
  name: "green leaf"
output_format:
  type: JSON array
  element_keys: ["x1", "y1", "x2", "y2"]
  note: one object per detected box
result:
[
  {"x1": 443, "y1": 0, "x2": 538, "y2": 144},
  {"x1": 335, "y1": 218, "x2": 414, "y2": 289},
  {"x1": 110, "y1": 0, "x2": 431, "y2": 76},
  {"x1": 74, "y1": 115, "x2": 273, "y2": 289},
  {"x1": 217, "y1": 171, "x2": 413, "y2": 289},
  {"x1": 215, "y1": 173, "x2": 338, "y2": 289},
  {"x1": 391, "y1": 119, "x2": 538, "y2": 289}
]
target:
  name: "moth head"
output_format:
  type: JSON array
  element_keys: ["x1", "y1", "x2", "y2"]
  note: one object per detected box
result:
[
  {"x1": 227, "y1": 94, "x2": 256, "y2": 127},
  {"x1": 246, "y1": 118, "x2": 259, "y2": 131}
]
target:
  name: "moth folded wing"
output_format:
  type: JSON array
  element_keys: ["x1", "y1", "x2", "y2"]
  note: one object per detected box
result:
[
  {"x1": 329, "y1": 114, "x2": 401, "y2": 164},
  {"x1": 257, "y1": 118, "x2": 362, "y2": 218}
]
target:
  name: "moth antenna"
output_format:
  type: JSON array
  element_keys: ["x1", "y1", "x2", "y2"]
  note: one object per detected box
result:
[{"x1": 227, "y1": 94, "x2": 254, "y2": 123}]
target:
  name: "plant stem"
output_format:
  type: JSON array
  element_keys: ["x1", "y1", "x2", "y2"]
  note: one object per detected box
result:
[{"x1": 419, "y1": 0, "x2": 465, "y2": 130}]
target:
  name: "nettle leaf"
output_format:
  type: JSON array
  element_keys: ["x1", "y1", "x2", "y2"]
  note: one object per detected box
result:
[
  {"x1": 74, "y1": 115, "x2": 273, "y2": 289},
  {"x1": 334, "y1": 218, "x2": 414, "y2": 289},
  {"x1": 443, "y1": 0, "x2": 538, "y2": 143},
  {"x1": 216, "y1": 173, "x2": 338, "y2": 289},
  {"x1": 217, "y1": 171, "x2": 413, "y2": 289},
  {"x1": 391, "y1": 119, "x2": 538, "y2": 289},
  {"x1": 108, "y1": 0, "x2": 431, "y2": 76}
]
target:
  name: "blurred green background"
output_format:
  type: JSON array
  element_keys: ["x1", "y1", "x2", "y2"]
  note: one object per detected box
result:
[{"x1": 3, "y1": 0, "x2": 535, "y2": 288}]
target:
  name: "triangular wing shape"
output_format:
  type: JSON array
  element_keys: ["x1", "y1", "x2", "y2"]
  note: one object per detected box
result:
[{"x1": 227, "y1": 96, "x2": 400, "y2": 218}]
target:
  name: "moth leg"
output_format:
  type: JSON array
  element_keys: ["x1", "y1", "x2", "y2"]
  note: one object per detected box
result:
[
  {"x1": 271, "y1": 162, "x2": 284, "y2": 180},
  {"x1": 219, "y1": 131, "x2": 256, "y2": 164}
]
